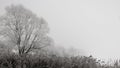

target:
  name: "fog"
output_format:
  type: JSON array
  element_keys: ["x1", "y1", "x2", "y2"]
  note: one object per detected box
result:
[{"x1": 0, "y1": 0, "x2": 120, "y2": 61}]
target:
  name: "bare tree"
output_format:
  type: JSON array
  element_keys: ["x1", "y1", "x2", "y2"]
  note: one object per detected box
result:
[{"x1": 0, "y1": 5, "x2": 53, "y2": 56}]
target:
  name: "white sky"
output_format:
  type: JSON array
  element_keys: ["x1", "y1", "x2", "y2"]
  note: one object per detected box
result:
[{"x1": 0, "y1": 0, "x2": 120, "y2": 60}]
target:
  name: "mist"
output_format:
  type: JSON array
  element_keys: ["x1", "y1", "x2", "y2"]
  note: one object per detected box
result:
[{"x1": 0, "y1": 0, "x2": 120, "y2": 61}]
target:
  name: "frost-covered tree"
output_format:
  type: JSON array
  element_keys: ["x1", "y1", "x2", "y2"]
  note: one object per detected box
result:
[{"x1": 0, "y1": 5, "x2": 53, "y2": 56}]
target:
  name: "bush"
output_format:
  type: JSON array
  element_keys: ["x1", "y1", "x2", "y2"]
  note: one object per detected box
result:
[{"x1": 0, "y1": 53, "x2": 119, "y2": 68}]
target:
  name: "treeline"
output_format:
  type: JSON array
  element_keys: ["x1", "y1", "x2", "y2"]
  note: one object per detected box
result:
[{"x1": 0, "y1": 52, "x2": 119, "y2": 68}]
